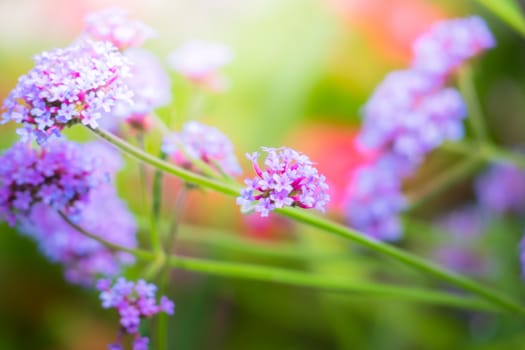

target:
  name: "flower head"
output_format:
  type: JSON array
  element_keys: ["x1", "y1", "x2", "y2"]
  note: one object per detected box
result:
[
  {"x1": 237, "y1": 147, "x2": 330, "y2": 217},
  {"x1": 412, "y1": 16, "x2": 495, "y2": 76},
  {"x1": 162, "y1": 121, "x2": 241, "y2": 176},
  {"x1": 0, "y1": 140, "x2": 109, "y2": 226},
  {"x1": 83, "y1": 8, "x2": 155, "y2": 50},
  {"x1": 344, "y1": 162, "x2": 406, "y2": 241},
  {"x1": 1, "y1": 40, "x2": 132, "y2": 143},
  {"x1": 97, "y1": 278, "x2": 174, "y2": 349},
  {"x1": 359, "y1": 69, "x2": 466, "y2": 176},
  {"x1": 167, "y1": 40, "x2": 232, "y2": 91}
]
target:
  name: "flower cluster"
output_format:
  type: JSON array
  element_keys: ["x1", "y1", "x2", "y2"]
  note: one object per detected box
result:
[
  {"x1": 168, "y1": 39, "x2": 233, "y2": 91},
  {"x1": 83, "y1": 8, "x2": 155, "y2": 51},
  {"x1": 237, "y1": 147, "x2": 330, "y2": 217},
  {"x1": 359, "y1": 70, "x2": 466, "y2": 176},
  {"x1": 162, "y1": 121, "x2": 242, "y2": 176},
  {"x1": 344, "y1": 162, "x2": 406, "y2": 241},
  {"x1": 475, "y1": 163, "x2": 525, "y2": 215},
  {"x1": 97, "y1": 278, "x2": 175, "y2": 350},
  {"x1": 345, "y1": 16, "x2": 494, "y2": 241},
  {"x1": 101, "y1": 49, "x2": 172, "y2": 132},
  {"x1": 20, "y1": 187, "x2": 137, "y2": 285},
  {"x1": 412, "y1": 16, "x2": 496, "y2": 77},
  {"x1": 1, "y1": 40, "x2": 132, "y2": 143},
  {"x1": 0, "y1": 140, "x2": 109, "y2": 226}
]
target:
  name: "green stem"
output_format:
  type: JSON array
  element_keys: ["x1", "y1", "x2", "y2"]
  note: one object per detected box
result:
[
  {"x1": 150, "y1": 152, "x2": 166, "y2": 254},
  {"x1": 157, "y1": 187, "x2": 187, "y2": 350},
  {"x1": 406, "y1": 157, "x2": 482, "y2": 210},
  {"x1": 90, "y1": 127, "x2": 240, "y2": 196},
  {"x1": 442, "y1": 141, "x2": 525, "y2": 169},
  {"x1": 277, "y1": 207, "x2": 525, "y2": 315},
  {"x1": 58, "y1": 211, "x2": 154, "y2": 260},
  {"x1": 90, "y1": 126, "x2": 525, "y2": 314},
  {"x1": 55, "y1": 207, "x2": 500, "y2": 312},
  {"x1": 458, "y1": 66, "x2": 488, "y2": 142},
  {"x1": 167, "y1": 255, "x2": 495, "y2": 311}
]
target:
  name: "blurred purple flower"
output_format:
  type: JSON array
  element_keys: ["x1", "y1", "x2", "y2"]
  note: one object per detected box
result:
[
  {"x1": 0, "y1": 140, "x2": 109, "y2": 226},
  {"x1": 162, "y1": 121, "x2": 241, "y2": 176},
  {"x1": 83, "y1": 8, "x2": 155, "y2": 51},
  {"x1": 359, "y1": 69, "x2": 466, "y2": 176},
  {"x1": 475, "y1": 163, "x2": 525, "y2": 214},
  {"x1": 167, "y1": 39, "x2": 232, "y2": 91},
  {"x1": 1, "y1": 40, "x2": 132, "y2": 143},
  {"x1": 433, "y1": 207, "x2": 490, "y2": 276},
  {"x1": 20, "y1": 187, "x2": 137, "y2": 285},
  {"x1": 99, "y1": 48, "x2": 171, "y2": 133},
  {"x1": 343, "y1": 162, "x2": 406, "y2": 241},
  {"x1": 97, "y1": 278, "x2": 174, "y2": 350},
  {"x1": 237, "y1": 147, "x2": 330, "y2": 217},
  {"x1": 412, "y1": 16, "x2": 495, "y2": 77}
]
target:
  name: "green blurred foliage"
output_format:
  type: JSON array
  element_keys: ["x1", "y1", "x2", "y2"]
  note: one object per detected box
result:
[{"x1": 2, "y1": 0, "x2": 525, "y2": 349}]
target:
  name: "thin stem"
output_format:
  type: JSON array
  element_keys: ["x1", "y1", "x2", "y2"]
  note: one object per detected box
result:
[
  {"x1": 157, "y1": 186, "x2": 187, "y2": 350},
  {"x1": 150, "y1": 152, "x2": 166, "y2": 254},
  {"x1": 57, "y1": 211, "x2": 154, "y2": 260},
  {"x1": 136, "y1": 134, "x2": 149, "y2": 219},
  {"x1": 406, "y1": 157, "x2": 482, "y2": 210},
  {"x1": 459, "y1": 66, "x2": 488, "y2": 142},
  {"x1": 90, "y1": 126, "x2": 525, "y2": 314},
  {"x1": 167, "y1": 255, "x2": 495, "y2": 312},
  {"x1": 90, "y1": 127, "x2": 240, "y2": 196},
  {"x1": 442, "y1": 141, "x2": 525, "y2": 169},
  {"x1": 276, "y1": 207, "x2": 525, "y2": 315}
]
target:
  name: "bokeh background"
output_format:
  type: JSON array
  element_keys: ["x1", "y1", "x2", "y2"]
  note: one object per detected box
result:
[{"x1": 1, "y1": 0, "x2": 525, "y2": 349}]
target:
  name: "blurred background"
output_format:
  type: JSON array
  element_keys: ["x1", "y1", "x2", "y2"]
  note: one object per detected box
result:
[{"x1": 2, "y1": 0, "x2": 525, "y2": 349}]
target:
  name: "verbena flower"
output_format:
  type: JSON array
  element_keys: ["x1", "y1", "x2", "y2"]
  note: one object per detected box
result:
[
  {"x1": 167, "y1": 39, "x2": 232, "y2": 91},
  {"x1": 412, "y1": 16, "x2": 495, "y2": 77},
  {"x1": 83, "y1": 8, "x2": 155, "y2": 51},
  {"x1": 343, "y1": 162, "x2": 406, "y2": 241},
  {"x1": 97, "y1": 278, "x2": 174, "y2": 350},
  {"x1": 475, "y1": 163, "x2": 525, "y2": 214},
  {"x1": 433, "y1": 207, "x2": 490, "y2": 276},
  {"x1": 162, "y1": 121, "x2": 241, "y2": 176},
  {"x1": 237, "y1": 147, "x2": 330, "y2": 217},
  {"x1": 100, "y1": 48, "x2": 171, "y2": 132},
  {"x1": 359, "y1": 69, "x2": 466, "y2": 176},
  {"x1": 1, "y1": 40, "x2": 132, "y2": 143},
  {"x1": 0, "y1": 140, "x2": 109, "y2": 226},
  {"x1": 20, "y1": 187, "x2": 137, "y2": 285}
]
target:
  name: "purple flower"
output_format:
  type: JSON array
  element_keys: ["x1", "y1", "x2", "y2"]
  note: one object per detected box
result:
[
  {"x1": 359, "y1": 69, "x2": 466, "y2": 176},
  {"x1": 133, "y1": 337, "x2": 150, "y2": 350},
  {"x1": 433, "y1": 207, "x2": 490, "y2": 276},
  {"x1": 167, "y1": 40, "x2": 232, "y2": 91},
  {"x1": 475, "y1": 163, "x2": 525, "y2": 214},
  {"x1": 83, "y1": 8, "x2": 155, "y2": 51},
  {"x1": 412, "y1": 16, "x2": 495, "y2": 77},
  {"x1": 343, "y1": 162, "x2": 406, "y2": 241},
  {"x1": 0, "y1": 140, "x2": 109, "y2": 226},
  {"x1": 237, "y1": 147, "x2": 330, "y2": 217},
  {"x1": 1, "y1": 40, "x2": 132, "y2": 143},
  {"x1": 162, "y1": 121, "x2": 242, "y2": 176},
  {"x1": 20, "y1": 186, "x2": 137, "y2": 285},
  {"x1": 99, "y1": 49, "x2": 171, "y2": 132},
  {"x1": 97, "y1": 278, "x2": 174, "y2": 349}
]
